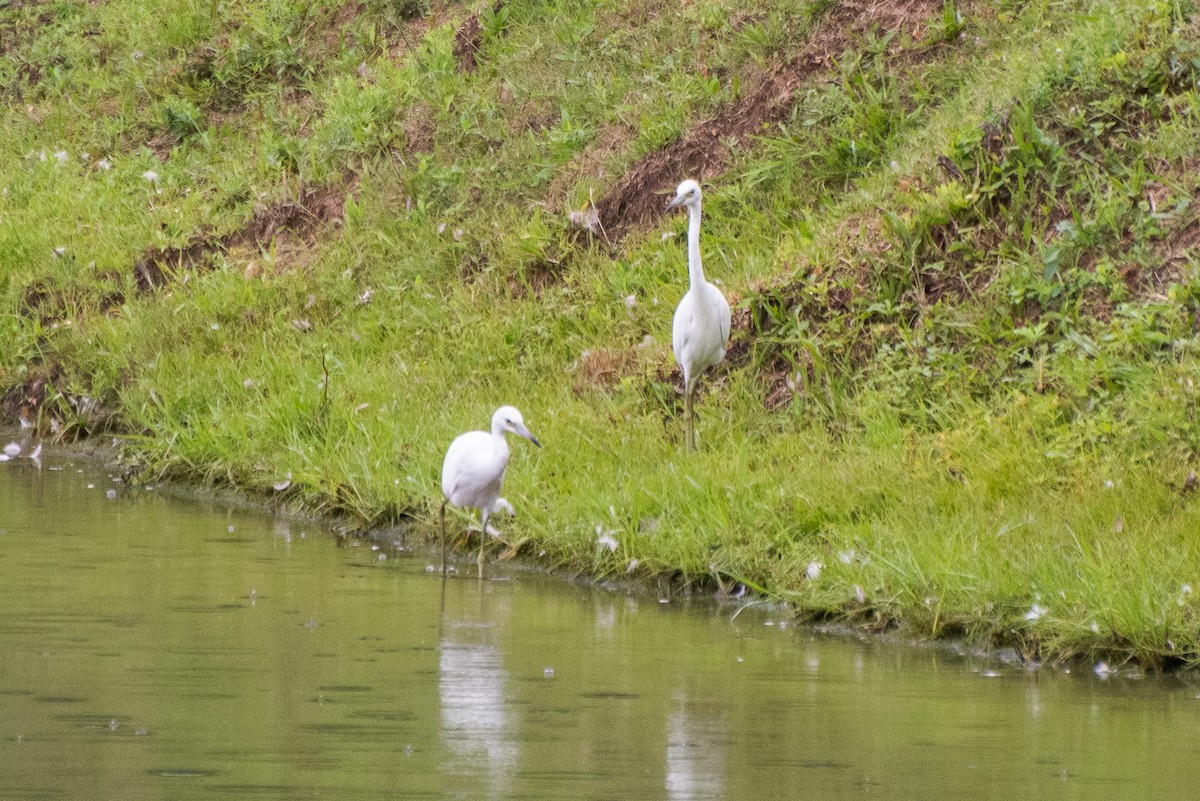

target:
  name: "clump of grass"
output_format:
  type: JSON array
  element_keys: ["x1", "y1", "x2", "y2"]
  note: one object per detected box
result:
[{"x1": 162, "y1": 97, "x2": 209, "y2": 141}]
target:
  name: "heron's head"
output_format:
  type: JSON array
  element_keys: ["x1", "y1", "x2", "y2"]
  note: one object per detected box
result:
[
  {"x1": 665, "y1": 179, "x2": 702, "y2": 212},
  {"x1": 493, "y1": 405, "x2": 542, "y2": 448}
]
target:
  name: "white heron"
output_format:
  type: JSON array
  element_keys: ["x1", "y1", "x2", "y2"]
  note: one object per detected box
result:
[
  {"x1": 440, "y1": 405, "x2": 541, "y2": 578},
  {"x1": 665, "y1": 179, "x2": 731, "y2": 452}
]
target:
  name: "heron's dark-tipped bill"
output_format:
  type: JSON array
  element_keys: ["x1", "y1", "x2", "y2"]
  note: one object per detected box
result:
[
  {"x1": 665, "y1": 195, "x2": 684, "y2": 212},
  {"x1": 516, "y1": 424, "x2": 541, "y2": 448}
]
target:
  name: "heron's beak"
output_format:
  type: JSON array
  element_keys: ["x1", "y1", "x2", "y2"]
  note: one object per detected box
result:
[
  {"x1": 665, "y1": 195, "x2": 684, "y2": 212},
  {"x1": 517, "y1": 424, "x2": 542, "y2": 448}
]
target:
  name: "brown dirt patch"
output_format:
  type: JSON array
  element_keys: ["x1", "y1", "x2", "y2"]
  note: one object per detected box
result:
[
  {"x1": 1, "y1": 360, "x2": 118, "y2": 436},
  {"x1": 453, "y1": 1, "x2": 504, "y2": 72},
  {"x1": 1136, "y1": 215, "x2": 1200, "y2": 298},
  {"x1": 574, "y1": 347, "x2": 637, "y2": 392},
  {"x1": 131, "y1": 235, "x2": 210, "y2": 293},
  {"x1": 762, "y1": 371, "x2": 794, "y2": 410},
  {"x1": 134, "y1": 180, "x2": 354, "y2": 291},
  {"x1": 507, "y1": 99, "x2": 559, "y2": 135},
  {"x1": 1, "y1": 362, "x2": 61, "y2": 422},
  {"x1": 1165, "y1": 218, "x2": 1200, "y2": 259},
  {"x1": 385, "y1": 1, "x2": 447, "y2": 61},
  {"x1": 593, "y1": 0, "x2": 940, "y2": 242},
  {"x1": 759, "y1": 343, "x2": 835, "y2": 411},
  {"x1": 309, "y1": 1, "x2": 367, "y2": 59},
  {"x1": 1126, "y1": 158, "x2": 1200, "y2": 298},
  {"x1": 1, "y1": 5, "x2": 60, "y2": 95},
  {"x1": 404, "y1": 102, "x2": 437, "y2": 153},
  {"x1": 505, "y1": 251, "x2": 567, "y2": 299}
]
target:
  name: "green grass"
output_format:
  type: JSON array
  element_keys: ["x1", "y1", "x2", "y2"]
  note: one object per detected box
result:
[{"x1": 4, "y1": 0, "x2": 1200, "y2": 669}]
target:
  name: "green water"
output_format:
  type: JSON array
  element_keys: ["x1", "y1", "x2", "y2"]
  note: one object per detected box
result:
[{"x1": 2, "y1": 454, "x2": 1199, "y2": 800}]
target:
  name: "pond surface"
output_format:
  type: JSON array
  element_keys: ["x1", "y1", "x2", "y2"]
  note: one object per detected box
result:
[{"x1": 2, "y1": 452, "x2": 1199, "y2": 800}]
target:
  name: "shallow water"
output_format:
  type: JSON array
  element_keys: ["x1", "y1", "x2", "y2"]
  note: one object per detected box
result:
[{"x1": 1, "y1": 453, "x2": 1199, "y2": 800}]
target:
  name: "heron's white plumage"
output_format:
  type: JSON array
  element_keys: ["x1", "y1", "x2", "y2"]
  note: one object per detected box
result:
[
  {"x1": 440, "y1": 405, "x2": 540, "y2": 577},
  {"x1": 442, "y1": 430, "x2": 509, "y2": 511},
  {"x1": 672, "y1": 281, "x2": 730, "y2": 387},
  {"x1": 666, "y1": 179, "x2": 730, "y2": 451}
]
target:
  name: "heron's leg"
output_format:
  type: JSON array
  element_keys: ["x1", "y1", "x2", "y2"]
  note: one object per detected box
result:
[
  {"x1": 478, "y1": 509, "x2": 489, "y2": 580},
  {"x1": 437, "y1": 561, "x2": 447, "y2": 636},
  {"x1": 439, "y1": 499, "x2": 448, "y2": 577},
  {"x1": 684, "y1": 378, "x2": 697, "y2": 453}
]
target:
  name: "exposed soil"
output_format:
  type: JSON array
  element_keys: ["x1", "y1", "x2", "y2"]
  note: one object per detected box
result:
[
  {"x1": 134, "y1": 181, "x2": 353, "y2": 291},
  {"x1": 573, "y1": 347, "x2": 638, "y2": 392},
  {"x1": 505, "y1": 251, "x2": 568, "y2": 300},
  {"x1": 404, "y1": 101, "x2": 437, "y2": 153},
  {"x1": 1140, "y1": 215, "x2": 1200, "y2": 299},
  {"x1": 1, "y1": 4, "x2": 62, "y2": 96},
  {"x1": 0, "y1": 362, "x2": 60, "y2": 422},
  {"x1": 385, "y1": 1, "x2": 447, "y2": 61},
  {"x1": 593, "y1": 0, "x2": 941, "y2": 242},
  {"x1": 1137, "y1": 163, "x2": 1200, "y2": 299},
  {"x1": 760, "y1": 341, "x2": 828, "y2": 412},
  {"x1": 310, "y1": 1, "x2": 368, "y2": 59},
  {"x1": 453, "y1": 0, "x2": 504, "y2": 72}
]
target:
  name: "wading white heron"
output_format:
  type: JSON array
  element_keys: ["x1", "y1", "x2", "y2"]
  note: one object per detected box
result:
[
  {"x1": 440, "y1": 406, "x2": 541, "y2": 579},
  {"x1": 665, "y1": 179, "x2": 731, "y2": 452}
]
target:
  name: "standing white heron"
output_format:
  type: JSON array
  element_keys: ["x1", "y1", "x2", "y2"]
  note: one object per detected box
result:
[
  {"x1": 665, "y1": 179, "x2": 731, "y2": 452},
  {"x1": 440, "y1": 406, "x2": 541, "y2": 579}
]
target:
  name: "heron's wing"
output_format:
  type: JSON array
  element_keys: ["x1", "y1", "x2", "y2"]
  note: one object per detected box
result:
[
  {"x1": 672, "y1": 295, "x2": 696, "y2": 362},
  {"x1": 442, "y1": 431, "x2": 498, "y2": 503},
  {"x1": 718, "y1": 291, "x2": 731, "y2": 343}
]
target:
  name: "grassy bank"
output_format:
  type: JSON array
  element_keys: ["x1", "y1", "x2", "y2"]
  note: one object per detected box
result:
[{"x1": 4, "y1": 0, "x2": 1200, "y2": 668}]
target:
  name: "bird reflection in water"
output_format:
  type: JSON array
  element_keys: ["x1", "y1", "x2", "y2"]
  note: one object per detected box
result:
[
  {"x1": 665, "y1": 693, "x2": 726, "y2": 801},
  {"x1": 438, "y1": 597, "x2": 516, "y2": 795}
]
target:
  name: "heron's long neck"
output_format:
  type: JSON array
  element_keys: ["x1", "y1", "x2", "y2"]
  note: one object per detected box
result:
[
  {"x1": 490, "y1": 424, "x2": 511, "y2": 462},
  {"x1": 686, "y1": 202, "x2": 705, "y2": 289}
]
